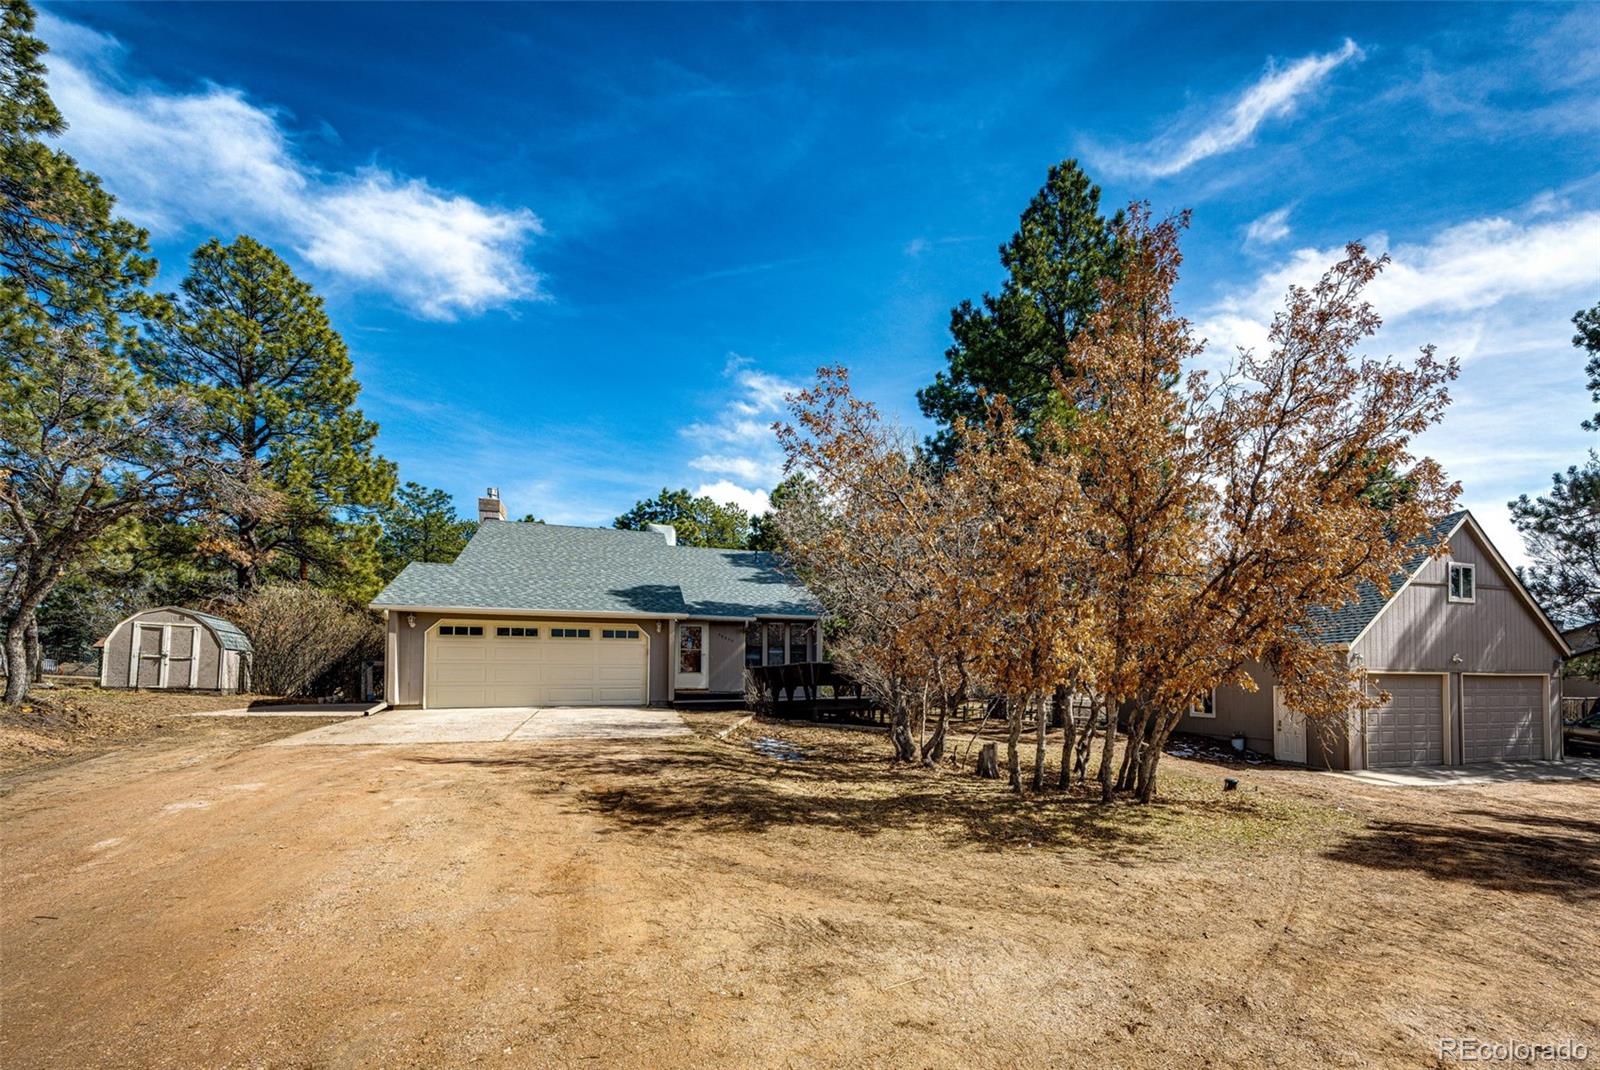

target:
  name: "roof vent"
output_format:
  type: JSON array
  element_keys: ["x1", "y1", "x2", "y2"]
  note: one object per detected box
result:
[
  {"x1": 477, "y1": 487, "x2": 506, "y2": 524},
  {"x1": 646, "y1": 523, "x2": 677, "y2": 546}
]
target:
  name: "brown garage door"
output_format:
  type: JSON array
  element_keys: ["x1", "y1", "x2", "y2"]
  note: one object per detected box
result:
[
  {"x1": 1365, "y1": 674, "x2": 1444, "y2": 769},
  {"x1": 1462, "y1": 676, "x2": 1544, "y2": 763}
]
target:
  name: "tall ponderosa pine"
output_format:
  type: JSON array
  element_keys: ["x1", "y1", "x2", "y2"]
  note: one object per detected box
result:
[
  {"x1": 142, "y1": 236, "x2": 395, "y2": 598},
  {"x1": 378, "y1": 482, "x2": 476, "y2": 581},
  {"x1": 2, "y1": 0, "x2": 199, "y2": 704},
  {"x1": 1510, "y1": 302, "x2": 1600, "y2": 628},
  {"x1": 916, "y1": 159, "x2": 1123, "y2": 462}
]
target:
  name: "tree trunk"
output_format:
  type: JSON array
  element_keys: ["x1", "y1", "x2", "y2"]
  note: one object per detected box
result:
[
  {"x1": 976, "y1": 742, "x2": 999, "y2": 779},
  {"x1": 25, "y1": 617, "x2": 42, "y2": 681},
  {"x1": 3, "y1": 620, "x2": 29, "y2": 705},
  {"x1": 1005, "y1": 698, "x2": 1023, "y2": 793},
  {"x1": 889, "y1": 705, "x2": 917, "y2": 763},
  {"x1": 1031, "y1": 695, "x2": 1048, "y2": 792},
  {"x1": 1117, "y1": 704, "x2": 1150, "y2": 791},
  {"x1": 1056, "y1": 685, "x2": 1076, "y2": 791},
  {"x1": 921, "y1": 700, "x2": 949, "y2": 765},
  {"x1": 1097, "y1": 695, "x2": 1117, "y2": 802}
]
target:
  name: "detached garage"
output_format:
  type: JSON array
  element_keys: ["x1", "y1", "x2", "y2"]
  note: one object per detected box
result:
[{"x1": 1184, "y1": 511, "x2": 1570, "y2": 770}]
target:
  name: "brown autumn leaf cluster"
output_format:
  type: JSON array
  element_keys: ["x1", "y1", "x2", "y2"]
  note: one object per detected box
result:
[{"x1": 774, "y1": 205, "x2": 1460, "y2": 803}]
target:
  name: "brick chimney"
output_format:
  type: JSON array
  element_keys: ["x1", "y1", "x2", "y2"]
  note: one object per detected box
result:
[{"x1": 477, "y1": 487, "x2": 506, "y2": 523}]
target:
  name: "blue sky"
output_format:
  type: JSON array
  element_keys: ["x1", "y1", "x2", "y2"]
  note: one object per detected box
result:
[{"x1": 34, "y1": 2, "x2": 1600, "y2": 562}]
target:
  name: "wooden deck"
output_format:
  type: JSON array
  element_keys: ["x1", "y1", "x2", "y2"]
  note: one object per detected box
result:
[{"x1": 745, "y1": 662, "x2": 884, "y2": 725}]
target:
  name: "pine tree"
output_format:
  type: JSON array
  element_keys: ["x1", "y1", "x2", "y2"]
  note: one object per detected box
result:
[
  {"x1": 614, "y1": 488, "x2": 751, "y2": 548},
  {"x1": 142, "y1": 236, "x2": 396, "y2": 597},
  {"x1": 916, "y1": 160, "x2": 1123, "y2": 463}
]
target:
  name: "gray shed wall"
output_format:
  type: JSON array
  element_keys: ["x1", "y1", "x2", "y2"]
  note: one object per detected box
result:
[{"x1": 101, "y1": 609, "x2": 228, "y2": 691}]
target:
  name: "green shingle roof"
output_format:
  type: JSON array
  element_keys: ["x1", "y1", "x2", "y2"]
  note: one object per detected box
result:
[
  {"x1": 370, "y1": 522, "x2": 819, "y2": 619},
  {"x1": 189, "y1": 610, "x2": 255, "y2": 652},
  {"x1": 1307, "y1": 510, "x2": 1466, "y2": 645}
]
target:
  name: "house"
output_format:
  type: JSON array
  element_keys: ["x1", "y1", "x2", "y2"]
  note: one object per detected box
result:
[
  {"x1": 370, "y1": 491, "x2": 821, "y2": 709},
  {"x1": 1559, "y1": 623, "x2": 1599, "y2": 707},
  {"x1": 1180, "y1": 510, "x2": 1571, "y2": 769},
  {"x1": 98, "y1": 607, "x2": 255, "y2": 692}
]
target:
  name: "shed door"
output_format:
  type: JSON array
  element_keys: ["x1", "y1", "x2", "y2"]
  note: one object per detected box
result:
[
  {"x1": 134, "y1": 625, "x2": 165, "y2": 688},
  {"x1": 167, "y1": 625, "x2": 197, "y2": 689},
  {"x1": 1365, "y1": 675, "x2": 1444, "y2": 769},
  {"x1": 1462, "y1": 676, "x2": 1544, "y2": 763}
]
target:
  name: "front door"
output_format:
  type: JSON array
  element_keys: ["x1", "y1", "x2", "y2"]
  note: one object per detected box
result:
[
  {"x1": 1272, "y1": 687, "x2": 1308, "y2": 764},
  {"x1": 675, "y1": 623, "x2": 708, "y2": 690}
]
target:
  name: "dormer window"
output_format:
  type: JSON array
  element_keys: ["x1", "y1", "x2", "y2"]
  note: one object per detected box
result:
[{"x1": 1448, "y1": 562, "x2": 1475, "y2": 603}]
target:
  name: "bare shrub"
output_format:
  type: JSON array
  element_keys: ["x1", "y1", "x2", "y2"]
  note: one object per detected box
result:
[{"x1": 226, "y1": 585, "x2": 381, "y2": 699}]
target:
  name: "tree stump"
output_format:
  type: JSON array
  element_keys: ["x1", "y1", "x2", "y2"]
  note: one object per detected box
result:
[{"x1": 976, "y1": 742, "x2": 999, "y2": 779}]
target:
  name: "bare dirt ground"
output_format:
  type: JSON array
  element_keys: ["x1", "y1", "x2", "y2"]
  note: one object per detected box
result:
[
  {"x1": 0, "y1": 686, "x2": 300, "y2": 773},
  {"x1": 2, "y1": 712, "x2": 1596, "y2": 1069}
]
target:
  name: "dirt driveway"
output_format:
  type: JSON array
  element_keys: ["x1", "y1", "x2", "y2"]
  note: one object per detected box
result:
[{"x1": 2, "y1": 717, "x2": 1596, "y2": 1069}]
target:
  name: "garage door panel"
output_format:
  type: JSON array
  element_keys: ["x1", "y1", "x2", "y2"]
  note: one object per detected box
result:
[
  {"x1": 1366, "y1": 675, "x2": 1444, "y2": 769},
  {"x1": 426, "y1": 624, "x2": 646, "y2": 708},
  {"x1": 1463, "y1": 676, "x2": 1543, "y2": 763}
]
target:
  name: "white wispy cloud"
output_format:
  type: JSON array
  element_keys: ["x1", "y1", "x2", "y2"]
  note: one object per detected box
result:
[
  {"x1": 1197, "y1": 204, "x2": 1600, "y2": 566},
  {"x1": 1244, "y1": 205, "x2": 1293, "y2": 248},
  {"x1": 1098, "y1": 39, "x2": 1363, "y2": 178},
  {"x1": 37, "y1": 11, "x2": 542, "y2": 320},
  {"x1": 682, "y1": 354, "x2": 799, "y2": 513}
]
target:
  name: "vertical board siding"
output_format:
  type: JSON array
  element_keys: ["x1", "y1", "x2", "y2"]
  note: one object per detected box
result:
[{"x1": 1352, "y1": 525, "x2": 1561, "y2": 673}]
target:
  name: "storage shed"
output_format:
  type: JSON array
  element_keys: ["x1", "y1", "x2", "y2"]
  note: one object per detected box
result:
[{"x1": 99, "y1": 608, "x2": 254, "y2": 693}]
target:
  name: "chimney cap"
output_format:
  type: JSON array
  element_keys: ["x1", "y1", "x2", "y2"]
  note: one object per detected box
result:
[{"x1": 485, "y1": 487, "x2": 500, "y2": 499}]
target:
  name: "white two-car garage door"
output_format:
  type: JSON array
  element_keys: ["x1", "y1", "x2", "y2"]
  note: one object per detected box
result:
[
  {"x1": 425, "y1": 621, "x2": 647, "y2": 708},
  {"x1": 1462, "y1": 675, "x2": 1545, "y2": 763}
]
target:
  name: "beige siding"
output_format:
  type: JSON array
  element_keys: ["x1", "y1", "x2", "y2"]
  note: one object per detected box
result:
[
  {"x1": 1351, "y1": 522, "x2": 1563, "y2": 765},
  {"x1": 385, "y1": 611, "x2": 673, "y2": 707},
  {"x1": 1182, "y1": 659, "x2": 1355, "y2": 770},
  {"x1": 1182, "y1": 659, "x2": 1275, "y2": 753},
  {"x1": 1352, "y1": 524, "x2": 1562, "y2": 674}
]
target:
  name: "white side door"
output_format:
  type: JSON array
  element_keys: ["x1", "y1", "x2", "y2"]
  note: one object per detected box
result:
[{"x1": 1272, "y1": 686, "x2": 1308, "y2": 764}]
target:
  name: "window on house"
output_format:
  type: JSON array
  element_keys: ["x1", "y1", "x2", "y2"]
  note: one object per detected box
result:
[
  {"x1": 601, "y1": 629, "x2": 639, "y2": 640},
  {"x1": 766, "y1": 623, "x2": 786, "y2": 666},
  {"x1": 495, "y1": 626, "x2": 538, "y2": 637},
  {"x1": 789, "y1": 624, "x2": 813, "y2": 665},
  {"x1": 1448, "y1": 562, "x2": 1475, "y2": 603},
  {"x1": 438, "y1": 625, "x2": 483, "y2": 637},
  {"x1": 745, "y1": 622, "x2": 763, "y2": 667},
  {"x1": 551, "y1": 627, "x2": 591, "y2": 639},
  {"x1": 1189, "y1": 690, "x2": 1216, "y2": 719}
]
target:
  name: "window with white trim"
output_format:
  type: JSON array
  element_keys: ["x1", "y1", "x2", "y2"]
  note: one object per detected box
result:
[
  {"x1": 765, "y1": 623, "x2": 785, "y2": 666},
  {"x1": 496, "y1": 626, "x2": 538, "y2": 637},
  {"x1": 438, "y1": 625, "x2": 483, "y2": 637},
  {"x1": 1188, "y1": 690, "x2": 1216, "y2": 719},
  {"x1": 1448, "y1": 562, "x2": 1475, "y2": 603},
  {"x1": 745, "y1": 622, "x2": 762, "y2": 667}
]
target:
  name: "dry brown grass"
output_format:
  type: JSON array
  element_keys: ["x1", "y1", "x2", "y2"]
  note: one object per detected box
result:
[{"x1": 2, "y1": 711, "x2": 1596, "y2": 1069}]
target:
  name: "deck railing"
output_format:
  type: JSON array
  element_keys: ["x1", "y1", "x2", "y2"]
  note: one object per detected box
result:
[{"x1": 745, "y1": 662, "x2": 884, "y2": 724}]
